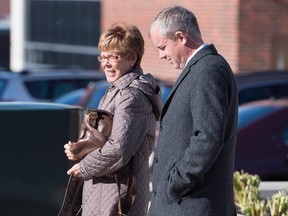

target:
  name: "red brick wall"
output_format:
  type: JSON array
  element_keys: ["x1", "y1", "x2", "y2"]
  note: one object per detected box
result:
[
  {"x1": 101, "y1": 0, "x2": 239, "y2": 82},
  {"x1": 239, "y1": 0, "x2": 288, "y2": 73},
  {"x1": 0, "y1": 0, "x2": 10, "y2": 15}
]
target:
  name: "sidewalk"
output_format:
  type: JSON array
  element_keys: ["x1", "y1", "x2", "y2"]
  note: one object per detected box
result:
[
  {"x1": 148, "y1": 181, "x2": 288, "y2": 215},
  {"x1": 259, "y1": 181, "x2": 288, "y2": 199}
]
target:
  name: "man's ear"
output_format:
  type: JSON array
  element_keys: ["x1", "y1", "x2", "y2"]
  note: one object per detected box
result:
[{"x1": 175, "y1": 31, "x2": 187, "y2": 44}]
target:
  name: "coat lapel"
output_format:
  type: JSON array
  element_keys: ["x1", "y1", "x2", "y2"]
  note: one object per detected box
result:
[{"x1": 160, "y1": 44, "x2": 218, "y2": 120}]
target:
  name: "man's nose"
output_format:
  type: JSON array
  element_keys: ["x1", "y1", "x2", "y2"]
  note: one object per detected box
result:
[{"x1": 159, "y1": 52, "x2": 166, "y2": 59}]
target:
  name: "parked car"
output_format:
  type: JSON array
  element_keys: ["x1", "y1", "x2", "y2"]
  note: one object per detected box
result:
[
  {"x1": 54, "y1": 80, "x2": 109, "y2": 111},
  {"x1": 0, "y1": 69, "x2": 105, "y2": 102},
  {"x1": 235, "y1": 99, "x2": 288, "y2": 180},
  {"x1": 54, "y1": 80, "x2": 172, "y2": 110},
  {"x1": 235, "y1": 69, "x2": 288, "y2": 105}
]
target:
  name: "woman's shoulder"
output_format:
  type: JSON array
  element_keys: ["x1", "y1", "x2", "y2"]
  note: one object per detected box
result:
[{"x1": 118, "y1": 85, "x2": 146, "y2": 101}]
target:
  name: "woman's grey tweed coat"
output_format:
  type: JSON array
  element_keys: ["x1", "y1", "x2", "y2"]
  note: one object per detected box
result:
[{"x1": 79, "y1": 68, "x2": 161, "y2": 216}]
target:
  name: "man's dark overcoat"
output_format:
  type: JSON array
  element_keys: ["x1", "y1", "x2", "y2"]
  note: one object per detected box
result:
[{"x1": 148, "y1": 44, "x2": 238, "y2": 216}]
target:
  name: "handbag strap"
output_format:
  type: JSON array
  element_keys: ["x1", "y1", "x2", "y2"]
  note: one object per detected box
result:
[
  {"x1": 58, "y1": 175, "x2": 83, "y2": 216},
  {"x1": 114, "y1": 157, "x2": 136, "y2": 216},
  {"x1": 115, "y1": 173, "x2": 124, "y2": 216}
]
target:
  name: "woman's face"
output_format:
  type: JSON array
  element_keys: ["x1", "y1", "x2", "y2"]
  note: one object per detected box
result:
[{"x1": 99, "y1": 51, "x2": 136, "y2": 83}]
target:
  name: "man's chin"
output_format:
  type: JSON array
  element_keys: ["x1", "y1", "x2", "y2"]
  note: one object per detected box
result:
[{"x1": 172, "y1": 64, "x2": 181, "y2": 70}]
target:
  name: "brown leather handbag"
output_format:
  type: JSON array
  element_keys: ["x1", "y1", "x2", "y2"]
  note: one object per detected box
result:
[
  {"x1": 70, "y1": 108, "x2": 113, "y2": 160},
  {"x1": 58, "y1": 108, "x2": 113, "y2": 216},
  {"x1": 58, "y1": 108, "x2": 135, "y2": 216}
]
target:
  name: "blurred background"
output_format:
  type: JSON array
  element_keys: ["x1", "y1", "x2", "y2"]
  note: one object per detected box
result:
[
  {"x1": 1, "y1": 0, "x2": 288, "y2": 81},
  {"x1": 1, "y1": 0, "x2": 288, "y2": 215}
]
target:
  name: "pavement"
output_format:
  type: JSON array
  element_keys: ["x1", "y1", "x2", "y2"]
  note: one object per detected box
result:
[
  {"x1": 148, "y1": 180, "x2": 288, "y2": 215},
  {"x1": 259, "y1": 181, "x2": 288, "y2": 199}
]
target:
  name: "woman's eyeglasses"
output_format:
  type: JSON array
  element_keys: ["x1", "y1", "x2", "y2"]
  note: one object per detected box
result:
[{"x1": 97, "y1": 54, "x2": 123, "y2": 63}]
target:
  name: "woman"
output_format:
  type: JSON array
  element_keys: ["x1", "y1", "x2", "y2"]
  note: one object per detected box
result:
[{"x1": 64, "y1": 22, "x2": 161, "y2": 216}]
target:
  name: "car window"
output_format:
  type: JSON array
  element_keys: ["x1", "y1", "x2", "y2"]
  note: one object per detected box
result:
[
  {"x1": 86, "y1": 87, "x2": 106, "y2": 109},
  {"x1": 238, "y1": 106, "x2": 276, "y2": 129},
  {"x1": 268, "y1": 84, "x2": 288, "y2": 99},
  {"x1": 239, "y1": 83, "x2": 288, "y2": 105},
  {"x1": 160, "y1": 86, "x2": 171, "y2": 104},
  {"x1": 54, "y1": 88, "x2": 85, "y2": 105},
  {"x1": 0, "y1": 79, "x2": 6, "y2": 96},
  {"x1": 24, "y1": 79, "x2": 100, "y2": 100}
]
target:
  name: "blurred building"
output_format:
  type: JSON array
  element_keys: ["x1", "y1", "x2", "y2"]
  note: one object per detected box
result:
[
  {"x1": 9, "y1": 0, "x2": 101, "y2": 72},
  {"x1": 1, "y1": 0, "x2": 288, "y2": 83}
]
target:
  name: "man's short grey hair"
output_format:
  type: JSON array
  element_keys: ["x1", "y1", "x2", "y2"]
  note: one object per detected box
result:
[{"x1": 149, "y1": 5, "x2": 201, "y2": 40}]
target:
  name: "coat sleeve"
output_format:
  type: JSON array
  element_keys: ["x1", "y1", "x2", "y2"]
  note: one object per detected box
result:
[
  {"x1": 165, "y1": 63, "x2": 232, "y2": 203},
  {"x1": 80, "y1": 88, "x2": 154, "y2": 180}
]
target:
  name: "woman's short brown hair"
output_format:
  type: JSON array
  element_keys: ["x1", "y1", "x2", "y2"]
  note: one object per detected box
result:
[{"x1": 98, "y1": 22, "x2": 145, "y2": 68}]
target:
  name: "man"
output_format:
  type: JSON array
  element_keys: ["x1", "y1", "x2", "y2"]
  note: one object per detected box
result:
[{"x1": 148, "y1": 5, "x2": 238, "y2": 216}]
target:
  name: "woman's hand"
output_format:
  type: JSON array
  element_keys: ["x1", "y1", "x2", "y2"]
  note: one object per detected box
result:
[
  {"x1": 64, "y1": 141, "x2": 78, "y2": 161},
  {"x1": 67, "y1": 163, "x2": 81, "y2": 178}
]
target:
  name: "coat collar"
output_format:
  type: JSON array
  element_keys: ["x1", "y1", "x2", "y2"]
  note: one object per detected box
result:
[
  {"x1": 112, "y1": 68, "x2": 143, "y2": 90},
  {"x1": 161, "y1": 44, "x2": 218, "y2": 120},
  {"x1": 174, "y1": 44, "x2": 218, "y2": 90}
]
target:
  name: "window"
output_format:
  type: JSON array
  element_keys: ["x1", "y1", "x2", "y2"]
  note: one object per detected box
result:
[
  {"x1": 24, "y1": 79, "x2": 100, "y2": 100},
  {"x1": 272, "y1": 36, "x2": 288, "y2": 70},
  {"x1": 239, "y1": 83, "x2": 288, "y2": 105},
  {"x1": 25, "y1": 0, "x2": 101, "y2": 69}
]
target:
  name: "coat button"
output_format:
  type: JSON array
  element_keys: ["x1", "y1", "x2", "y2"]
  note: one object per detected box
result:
[{"x1": 154, "y1": 157, "x2": 158, "y2": 163}]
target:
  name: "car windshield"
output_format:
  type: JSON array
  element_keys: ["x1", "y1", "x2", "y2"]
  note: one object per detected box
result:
[
  {"x1": 86, "y1": 87, "x2": 107, "y2": 109},
  {"x1": 54, "y1": 88, "x2": 85, "y2": 105},
  {"x1": 238, "y1": 105, "x2": 276, "y2": 129},
  {"x1": 0, "y1": 79, "x2": 5, "y2": 96}
]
